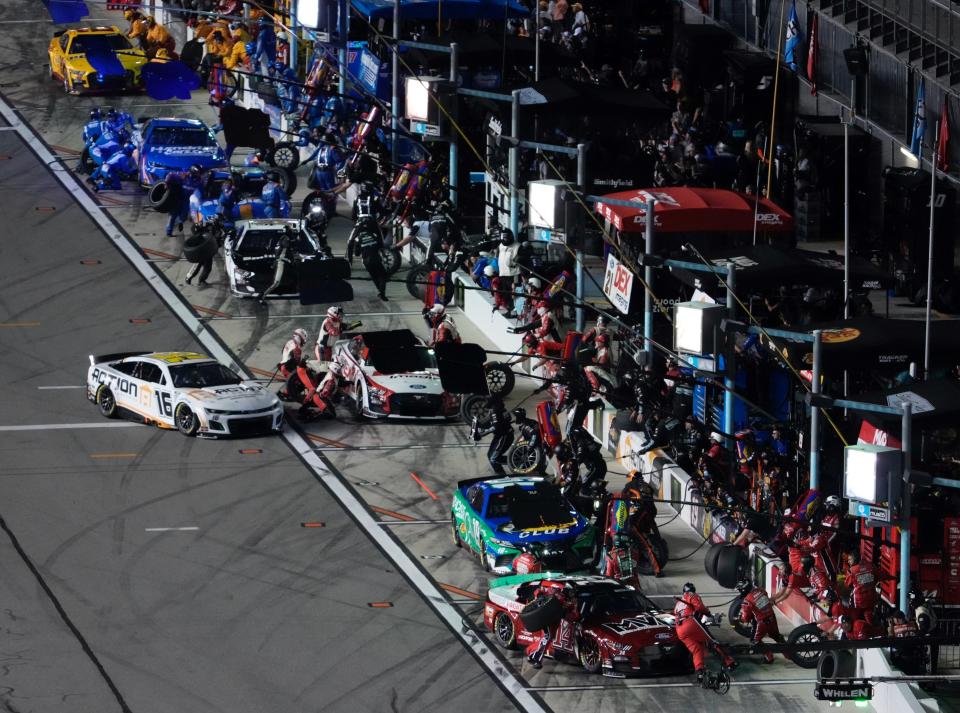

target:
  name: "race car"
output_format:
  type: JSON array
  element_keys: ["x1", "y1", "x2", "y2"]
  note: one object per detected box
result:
[
  {"x1": 48, "y1": 27, "x2": 147, "y2": 94},
  {"x1": 451, "y1": 476, "x2": 596, "y2": 574},
  {"x1": 483, "y1": 573, "x2": 692, "y2": 677},
  {"x1": 87, "y1": 351, "x2": 283, "y2": 437},
  {"x1": 223, "y1": 219, "x2": 330, "y2": 298},
  {"x1": 137, "y1": 118, "x2": 227, "y2": 186},
  {"x1": 332, "y1": 329, "x2": 460, "y2": 419}
]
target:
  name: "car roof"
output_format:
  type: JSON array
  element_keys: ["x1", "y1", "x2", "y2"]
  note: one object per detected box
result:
[
  {"x1": 66, "y1": 26, "x2": 123, "y2": 36},
  {"x1": 237, "y1": 219, "x2": 302, "y2": 230},
  {"x1": 126, "y1": 352, "x2": 216, "y2": 366},
  {"x1": 148, "y1": 118, "x2": 209, "y2": 128},
  {"x1": 477, "y1": 476, "x2": 546, "y2": 491}
]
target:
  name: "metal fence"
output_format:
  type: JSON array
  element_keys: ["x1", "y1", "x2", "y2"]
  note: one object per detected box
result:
[{"x1": 938, "y1": 618, "x2": 960, "y2": 671}]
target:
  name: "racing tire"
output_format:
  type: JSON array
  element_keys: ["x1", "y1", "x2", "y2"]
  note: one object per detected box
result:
[
  {"x1": 460, "y1": 393, "x2": 492, "y2": 423},
  {"x1": 492, "y1": 611, "x2": 518, "y2": 650},
  {"x1": 477, "y1": 537, "x2": 492, "y2": 572},
  {"x1": 704, "y1": 543, "x2": 726, "y2": 581},
  {"x1": 174, "y1": 403, "x2": 199, "y2": 437},
  {"x1": 519, "y1": 595, "x2": 564, "y2": 633},
  {"x1": 405, "y1": 264, "x2": 430, "y2": 301},
  {"x1": 205, "y1": 67, "x2": 238, "y2": 100},
  {"x1": 282, "y1": 373, "x2": 305, "y2": 403},
  {"x1": 508, "y1": 439, "x2": 545, "y2": 475},
  {"x1": 268, "y1": 142, "x2": 300, "y2": 171},
  {"x1": 728, "y1": 597, "x2": 753, "y2": 638},
  {"x1": 380, "y1": 248, "x2": 401, "y2": 275},
  {"x1": 714, "y1": 545, "x2": 747, "y2": 590},
  {"x1": 635, "y1": 536, "x2": 669, "y2": 576},
  {"x1": 451, "y1": 515, "x2": 462, "y2": 548},
  {"x1": 147, "y1": 181, "x2": 173, "y2": 212},
  {"x1": 183, "y1": 232, "x2": 218, "y2": 264},
  {"x1": 265, "y1": 167, "x2": 297, "y2": 197},
  {"x1": 79, "y1": 147, "x2": 96, "y2": 175},
  {"x1": 578, "y1": 635, "x2": 602, "y2": 674},
  {"x1": 484, "y1": 362, "x2": 515, "y2": 397},
  {"x1": 786, "y1": 623, "x2": 826, "y2": 669},
  {"x1": 817, "y1": 649, "x2": 856, "y2": 679},
  {"x1": 96, "y1": 386, "x2": 118, "y2": 419}
]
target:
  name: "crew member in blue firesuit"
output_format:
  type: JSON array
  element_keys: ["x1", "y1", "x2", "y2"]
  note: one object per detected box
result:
[
  {"x1": 89, "y1": 143, "x2": 137, "y2": 191},
  {"x1": 217, "y1": 178, "x2": 238, "y2": 228},
  {"x1": 261, "y1": 174, "x2": 288, "y2": 218},
  {"x1": 272, "y1": 60, "x2": 301, "y2": 114}
]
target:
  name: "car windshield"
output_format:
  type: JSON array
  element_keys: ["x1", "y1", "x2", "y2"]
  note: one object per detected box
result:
[
  {"x1": 169, "y1": 363, "x2": 242, "y2": 388},
  {"x1": 485, "y1": 483, "x2": 573, "y2": 527},
  {"x1": 149, "y1": 126, "x2": 216, "y2": 147},
  {"x1": 367, "y1": 345, "x2": 437, "y2": 374},
  {"x1": 69, "y1": 34, "x2": 132, "y2": 54},
  {"x1": 584, "y1": 588, "x2": 659, "y2": 616}
]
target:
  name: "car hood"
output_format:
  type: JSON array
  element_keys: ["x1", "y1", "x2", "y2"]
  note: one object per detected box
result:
[
  {"x1": 487, "y1": 515, "x2": 589, "y2": 545},
  {"x1": 143, "y1": 145, "x2": 227, "y2": 168},
  {"x1": 366, "y1": 370, "x2": 444, "y2": 394},
  {"x1": 590, "y1": 612, "x2": 677, "y2": 642},
  {"x1": 182, "y1": 382, "x2": 278, "y2": 410},
  {"x1": 65, "y1": 53, "x2": 145, "y2": 74}
]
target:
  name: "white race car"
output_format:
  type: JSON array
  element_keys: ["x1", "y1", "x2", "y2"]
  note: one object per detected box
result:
[
  {"x1": 86, "y1": 351, "x2": 284, "y2": 437},
  {"x1": 332, "y1": 329, "x2": 460, "y2": 419}
]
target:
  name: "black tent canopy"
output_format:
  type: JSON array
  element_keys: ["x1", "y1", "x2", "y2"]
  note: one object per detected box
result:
[{"x1": 854, "y1": 378, "x2": 960, "y2": 427}]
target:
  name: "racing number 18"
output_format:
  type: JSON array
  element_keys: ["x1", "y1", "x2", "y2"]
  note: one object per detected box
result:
[{"x1": 154, "y1": 391, "x2": 173, "y2": 417}]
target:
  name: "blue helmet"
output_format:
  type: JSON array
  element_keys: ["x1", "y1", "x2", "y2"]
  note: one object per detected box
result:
[
  {"x1": 122, "y1": 143, "x2": 136, "y2": 156},
  {"x1": 245, "y1": 41, "x2": 255, "y2": 55},
  {"x1": 106, "y1": 107, "x2": 119, "y2": 121},
  {"x1": 89, "y1": 107, "x2": 102, "y2": 121},
  {"x1": 272, "y1": 60, "x2": 286, "y2": 73}
]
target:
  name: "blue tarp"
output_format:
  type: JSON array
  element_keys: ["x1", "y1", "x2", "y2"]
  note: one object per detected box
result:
[
  {"x1": 43, "y1": 0, "x2": 89, "y2": 24},
  {"x1": 85, "y1": 47, "x2": 125, "y2": 78},
  {"x1": 351, "y1": 0, "x2": 527, "y2": 21},
  {"x1": 141, "y1": 61, "x2": 202, "y2": 101}
]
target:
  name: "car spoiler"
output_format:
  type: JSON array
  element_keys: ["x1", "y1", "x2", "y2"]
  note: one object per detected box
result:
[
  {"x1": 489, "y1": 572, "x2": 568, "y2": 588},
  {"x1": 89, "y1": 351, "x2": 149, "y2": 366},
  {"x1": 455, "y1": 474, "x2": 543, "y2": 490}
]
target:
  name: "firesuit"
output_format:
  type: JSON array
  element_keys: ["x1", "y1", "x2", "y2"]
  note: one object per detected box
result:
[
  {"x1": 846, "y1": 553, "x2": 878, "y2": 624},
  {"x1": 348, "y1": 217, "x2": 388, "y2": 300},
  {"x1": 272, "y1": 61, "x2": 301, "y2": 114},
  {"x1": 673, "y1": 585, "x2": 737, "y2": 674},
  {"x1": 474, "y1": 397, "x2": 513, "y2": 475},
  {"x1": 312, "y1": 141, "x2": 343, "y2": 192},
  {"x1": 525, "y1": 584, "x2": 579, "y2": 668},
  {"x1": 261, "y1": 177, "x2": 288, "y2": 219},
  {"x1": 584, "y1": 334, "x2": 614, "y2": 394},
  {"x1": 315, "y1": 307, "x2": 343, "y2": 361},
  {"x1": 258, "y1": 228, "x2": 294, "y2": 303},
  {"x1": 163, "y1": 170, "x2": 191, "y2": 237},
  {"x1": 90, "y1": 145, "x2": 137, "y2": 191},
  {"x1": 737, "y1": 581, "x2": 784, "y2": 663},
  {"x1": 423, "y1": 305, "x2": 461, "y2": 345},
  {"x1": 297, "y1": 360, "x2": 339, "y2": 416}
]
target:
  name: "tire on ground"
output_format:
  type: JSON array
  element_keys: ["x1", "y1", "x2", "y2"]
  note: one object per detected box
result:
[
  {"x1": 484, "y1": 362, "x2": 515, "y2": 397},
  {"x1": 714, "y1": 545, "x2": 747, "y2": 589},
  {"x1": 817, "y1": 649, "x2": 856, "y2": 679},
  {"x1": 786, "y1": 623, "x2": 826, "y2": 669},
  {"x1": 704, "y1": 542, "x2": 726, "y2": 581},
  {"x1": 406, "y1": 264, "x2": 430, "y2": 300},
  {"x1": 147, "y1": 181, "x2": 173, "y2": 212},
  {"x1": 519, "y1": 595, "x2": 564, "y2": 633},
  {"x1": 182, "y1": 232, "x2": 218, "y2": 264},
  {"x1": 460, "y1": 393, "x2": 491, "y2": 422}
]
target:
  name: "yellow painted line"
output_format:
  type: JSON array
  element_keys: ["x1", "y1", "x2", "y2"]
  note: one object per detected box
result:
[
  {"x1": 89, "y1": 452, "x2": 139, "y2": 459},
  {"x1": 0, "y1": 322, "x2": 40, "y2": 328}
]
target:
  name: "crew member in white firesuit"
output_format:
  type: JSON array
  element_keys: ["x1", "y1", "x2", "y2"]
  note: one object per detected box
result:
[
  {"x1": 422, "y1": 304, "x2": 461, "y2": 345},
  {"x1": 298, "y1": 359, "x2": 341, "y2": 417},
  {"x1": 277, "y1": 328, "x2": 308, "y2": 399},
  {"x1": 315, "y1": 305, "x2": 344, "y2": 361}
]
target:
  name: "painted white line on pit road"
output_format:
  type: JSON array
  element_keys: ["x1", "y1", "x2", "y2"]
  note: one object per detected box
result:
[
  {"x1": 145, "y1": 527, "x2": 200, "y2": 532},
  {"x1": 207, "y1": 311, "x2": 427, "y2": 320},
  {"x1": 0, "y1": 422, "x2": 141, "y2": 432},
  {"x1": 313, "y1": 443, "x2": 483, "y2": 452},
  {"x1": 530, "y1": 678, "x2": 817, "y2": 692},
  {"x1": 378, "y1": 520, "x2": 448, "y2": 525},
  {"x1": 0, "y1": 94, "x2": 552, "y2": 713},
  {"x1": 37, "y1": 385, "x2": 85, "y2": 390}
]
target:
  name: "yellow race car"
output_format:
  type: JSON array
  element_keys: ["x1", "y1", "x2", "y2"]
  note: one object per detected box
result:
[{"x1": 48, "y1": 26, "x2": 147, "y2": 94}]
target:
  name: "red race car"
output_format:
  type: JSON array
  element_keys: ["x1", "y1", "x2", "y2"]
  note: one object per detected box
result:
[{"x1": 483, "y1": 574, "x2": 693, "y2": 677}]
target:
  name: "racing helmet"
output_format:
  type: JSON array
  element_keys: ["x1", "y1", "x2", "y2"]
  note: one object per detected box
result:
[
  {"x1": 429, "y1": 304, "x2": 445, "y2": 320},
  {"x1": 89, "y1": 108, "x2": 102, "y2": 121},
  {"x1": 106, "y1": 107, "x2": 119, "y2": 121},
  {"x1": 327, "y1": 361, "x2": 342, "y2": 376},
  {"x1": 292, "y1": 328, "x2": 308, "y2": 345},
  {"x1": 272, "y1": 60, "x2": 286, "y2": 73},
  {"x1": 189, "y1": 164, "x2": 202, "y2": 178},
  {"x1": 537, "y1": 305, "x2": 549, "y2": 317},
  {"x1": 327, "y1": 306, "x2": 343, "y2": 320},
  {"x1": 499, "y1": 227, "x2": 514, "y2": 245},
  {"x1": 483, "y1": 265, "x2": 496, "y2": 277},
  {"x1": 122, "y1": 143, "x2": 136, "y2": 156},
  {"x1": 709, "y1": 431, "x2": 723, "y2": 443},
  {"x1": 527, "y1": 277, "x2": 542, "y2": 290},
  {"x1": 553, "y1": 443, "x2": 571, "y2": 460},
  {"x1": 596, "y1": 314, "x2": 608, "y2": 328},
  {"x1": 735, "y1": 580, "x2": 752, "y2": 596},
  {"x1": 821, "y1": 589, "x2": 836, "y2": 603},
  {"x1": 824, "y1": 495, "x2": 841, "y2": 512},
  {"x1": 306, "y1": 206, "x2": 328, "y2": 231},
  {"x1": 155, "y1": 48, "x2": 171, "y2": 59},
  {"x1": 124, "y1": 9, "x2": 137, "y2": 20},
  {"x1": 511, "y1": 406, "x2": 526, "y2": 421},
  {"x1": 682, "y1": 582, "x2": 696, "y2": 594},
  {"x1": 838, "y1": 614, "x2": 853, "y2": 628}
]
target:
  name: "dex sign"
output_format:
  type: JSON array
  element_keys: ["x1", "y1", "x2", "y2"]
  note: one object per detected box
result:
[{"x1": 603, "y1": 254, "x2": 634, "y2": 314}]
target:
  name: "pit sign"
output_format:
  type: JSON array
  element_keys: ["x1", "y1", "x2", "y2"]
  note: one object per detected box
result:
[{"x1": 603, "y1": 253, "x2": 634, "y2": 314}]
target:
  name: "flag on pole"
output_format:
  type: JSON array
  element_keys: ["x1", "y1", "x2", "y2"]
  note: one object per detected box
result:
[
  {"x1": 911, "y1": 79, "x2": 926, "y2": 156},
  {"x1": 806, "y1": 13, "x2": 818, "y2": 95},
  {"x1": 785, "y1": 0, "x2": 804, "y2": 73},
  {"x1": 937, "y1": 99, "x2": 950, "y2": 172}
]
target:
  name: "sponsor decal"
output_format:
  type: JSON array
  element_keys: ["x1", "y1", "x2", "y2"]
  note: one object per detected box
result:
[
  {"x1": 821, "y1": 327, "x2": 861, "y2": 344},
  {"x1": 408, "y1": 384, "x2": 427, "y2": 390},
  {"x1": 602, "y1": 614, "x2": 662, "y2": 635},
  {"x1": 602, "y1": 253, "x2": 634, "y2": 314},
  {"x1": 518, "y1": 525, "x2": 574, "y2": 538},
  {"x1": 150, "y1": 351, "x2": 209, "y2": 363},
  {"x1": 755, "y1": 212, "x2": 784, "y2": 225}
]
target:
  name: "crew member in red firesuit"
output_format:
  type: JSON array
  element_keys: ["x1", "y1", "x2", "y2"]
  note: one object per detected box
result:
[
  {"x1": 277, "y1": 328, "x2": 308, "y2": 399},
  {"x1": 736, "y1": 580, "x2": 785, "y2": 663},
  {"x1": 673, "y1": 582, "x2": 737, "y2": 681},
  {"x1": 581, "y1": 313, "x2": 610, "y2": 345},
  {"x1": 802, "y1": 494, "x2": 843, "y2": 575},
  {"x1": 484, "y1": 264, "x2": 511, "y2": 315},
  {"x1": 584, "y1": 333, "x2": 614, "y2": 394},
  {"x1": 699, "y1": 431, "x2": 732, "y2": 484},
  {"x1": 512, "y1": 305, "x2": 561, "y2": 359},
  {"x1": 298, "y1": 359, "x2": 341, "y2": 417},
  {"x1": 844, "y1": 550, "x2": 879, "y2": 624},
  {"x1": 526, "y1": 582, "x2": 579, "y2": 669},
  {"x1": 802, "y1": 554, "x2": 836, "y2": 604},
  {"x1": 315, "y1": 305, "x2": 343, "y2": 361},
  {"x1": 835, "y1": 613, "x2": 882, "y2": 640},
  {"x1": 422, "y1": 303, "x2": 461, "y2": 345}
]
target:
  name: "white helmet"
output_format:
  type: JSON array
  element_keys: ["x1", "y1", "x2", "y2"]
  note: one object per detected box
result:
[
  {"x1": 710, "y1": 431, "x2": 723, "y2": 443},
  {"x1": 537, "y1": 305, "x2": 549, "y2": 317},
  {"x1": 327, "y1": 306, "x2": 343, "y2": 319},
  {"x1": 527, "y1": 277, "x2": 542, "y2": 289},
  {"x1": 327, "y1": 361, "x2": 342, "y2": 376},
  {"x1": 293, "y1": 328, "x2": 308, "y2": 346},
  {"x1": 429, "y1": 304, "x2": 445, "y2": 317},
  {"x1": 483, "y1": 265, "x2": 496, "y2": 277},
  {"x1": 824, "y1": 495, "x2": 841, "y2": 510}
]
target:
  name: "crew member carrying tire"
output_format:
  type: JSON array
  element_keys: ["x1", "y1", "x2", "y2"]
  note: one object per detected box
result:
[
  {"x1": 736, "y1": 580, "x2": 785, "y2": 663},
  {"x1": 673, "y1": 582, "x2": 737, "y2": 682},
  {"x1": 315, "y1": 305, "x2": 343, "y2": 361},
  {"x1": 524, "y1": 582, "x2": 578, "y2": 669}
]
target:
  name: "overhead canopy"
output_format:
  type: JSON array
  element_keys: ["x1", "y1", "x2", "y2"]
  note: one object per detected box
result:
[
  {"x1": 517, "y1": 77, "x2": 670, "y2": 113},
  {"x1": 785, "y1": 318, "x2": 960, "y2": 372},
  {"x1": 595, "y1": 187, "x2": 793, "y2": 234},
  {"x1": 351, "y1": 0, "x2": 528, "y2": 21},
  {"x1": 669, "y1": 245, "x2": 895, "y2": 295},
  {"x1": 854, "y1": 378, "x2": 960, "y2": 428}
]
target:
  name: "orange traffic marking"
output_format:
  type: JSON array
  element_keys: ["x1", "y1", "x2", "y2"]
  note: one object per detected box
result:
[
  {"x1": 90, "y1": 452, "x2": 138, "y2": 459},
  {"x1": 409, "y1": 471, "x2": 439, "y2": 500},
  {"x1": 370, "y1": 505, "x2": 416, "y2": 522},
  {"x1": 300, "y1": 522, "x2": 326, "y2": 528},
  {"x1": 439, "y1": 583, "x2": 484, "y2": 601},
  {"x1": 367, "y1": 602, "x2": 394, "y2": 608}
]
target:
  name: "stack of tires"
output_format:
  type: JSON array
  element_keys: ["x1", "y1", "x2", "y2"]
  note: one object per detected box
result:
[{"x1": 704, "y1": 543, "x2": 747, "y2": 589}]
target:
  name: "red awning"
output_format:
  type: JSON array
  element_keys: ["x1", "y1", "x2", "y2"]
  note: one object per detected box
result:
[{"x1": 594, "y1": 187, "x2": 794, "y2": 234}]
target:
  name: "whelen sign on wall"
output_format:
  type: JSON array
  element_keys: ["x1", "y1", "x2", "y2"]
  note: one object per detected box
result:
[{"x1": 603, "y1": 253, "x2": 634, "y2": 314}]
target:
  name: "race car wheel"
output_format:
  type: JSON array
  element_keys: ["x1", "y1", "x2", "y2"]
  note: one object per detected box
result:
[
  {"x1": 268, "y1": 142, "x2": 300, "y2": 171},
  {"x1": 484, "y1": 362, "x2": 515, "y2": 397},
  {"x1": 492, "y1": 611, "x2": 517, "y2": 650},
  {"x1": 460, "y1": 394, "x2": 492, "y2": 423},
  {"x1": 96, "y1": 386, "x2": 118, "y2": 419},
  {"x1": 478, "y1": 537, "x2": 492, "y2": 572},
  {"x1": 79, "y1": 147, "x2": 96, "y2": 175},
  {"x1": 405, "y1": 264, "x2": 430, "y2": 300},
  {"x1": 519, "y1": 595, "x2": 564, "y2": 633},
  {"x1": 728, "y1": 597, "x2": 753, "y2": 638},
  {"x1": 451, "y1": 515, "x2": 462, "y2": 548},
  {"x1": 380, "y1": 247, "x2": 401, "y2": 275},
  {"x1": 147, "y1": 181, "x2": 174, "y2": 212},
  {"x1": 508, "y1": 439, "x2": 544, "y2": 475},
  {"x1": 704, "y1": 542, "x2": 726, "y2": 581},
  {"x1": 786, "y1": 623, "x2": 825, "y2": 669},
  {"x1": 265, "y1": 167, "x2": 297, "y2": 197},
  {"x1": 714, "y1": 545, "x2": 748, "y2": 589},
  {"x1": 174, "y1": 403, "x2": 199, "y2": 437},
  {"x1": 578, "y1": 636, "x2": 602, "y2": 674}
]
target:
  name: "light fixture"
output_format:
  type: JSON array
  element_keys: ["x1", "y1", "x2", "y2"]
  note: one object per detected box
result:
[
  {"x1": 527, "y1": 180, "x2": 564, "y2": 229},
  {"x1": 674, "y1": 302, "x2": 726, "y2": 355},
  {"x1": 404, "y1": 76, "x2": 432, "y2": 123},
  {"x1": 899, "y1": 145, "x2": 920, "y2": 168},
  {"x1": 843, "y1": 444, "x2": 901, "y2": 503},
  {"x1": 297, "y1": 0, "x2": 320, "y2": 28}
]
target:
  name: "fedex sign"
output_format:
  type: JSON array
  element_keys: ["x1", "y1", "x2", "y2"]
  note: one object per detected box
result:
[{"x1": 603, "y1": 253, "x2": 634, "y2": 314}]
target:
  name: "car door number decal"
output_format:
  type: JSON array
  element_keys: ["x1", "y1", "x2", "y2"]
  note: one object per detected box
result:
[{"x1": 154, "y1": 391, "x2": 173, "y2": 417}]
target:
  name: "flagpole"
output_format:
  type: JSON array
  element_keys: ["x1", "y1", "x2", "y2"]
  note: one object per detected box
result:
[
  {"x1": 924, "y1": 121, "x2": 938, "y2": 380},
  {"x1": 766, "y1": 0, "x2": 788, "y2": 199}
]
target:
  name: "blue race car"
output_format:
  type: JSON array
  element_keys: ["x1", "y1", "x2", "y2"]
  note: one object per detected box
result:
[
  {"x1": 451, "y1": 476, "x2": 597, "y2": 575},
  {"x1": 137, "y1": 117, "x2": 227, "y2": 186},
  {"x1": 185, "y1": 166, "x2": 295, "y2": 224}
]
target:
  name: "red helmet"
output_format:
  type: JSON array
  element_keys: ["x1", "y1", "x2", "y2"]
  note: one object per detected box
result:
[{"x1": 513, "y1": 553, "x2": 542, "y2": 575}]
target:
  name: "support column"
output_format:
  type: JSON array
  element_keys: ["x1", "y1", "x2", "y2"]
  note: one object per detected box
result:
[
  {"x1": 391, "y1": 0, "x2": 399, "y2": 164},
  {"x1": 900, "y1": 402, "x2": 913, "y2": 613},
  {"x1": 810, "y1": 329, "x2": 823, "y2": 490},
  {"x1": 509, "y1": 89, "x2": 520, "y2": 237},
  {"x1": 643, "y1": 198, "x2": 655, "y2": 361},
  {"x1": 575, "y1": 143, "x2": 587, "y2": 332},
  {"x1": 448, "y1": 43, "x2": 458, "y2": 206},
  {"x1": 723, "y1": 265, "x2": 736, "y2": 443}
]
